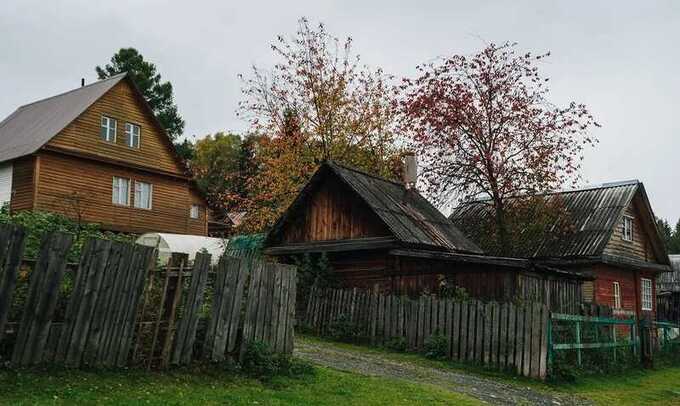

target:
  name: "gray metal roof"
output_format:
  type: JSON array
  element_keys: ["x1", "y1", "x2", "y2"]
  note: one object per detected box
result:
[
  {"x1": 266, "y1": 161, "x2": 483, "y2": 254},
  {"x1": 0, "y1": 73, "x2": 127, "y2": 163},
  {"x1": 659, "y1": 255, "x2": 680, "y2": 292},
  {"x1": 451, "y1": 181, "x2": 658, "y2": 259}
]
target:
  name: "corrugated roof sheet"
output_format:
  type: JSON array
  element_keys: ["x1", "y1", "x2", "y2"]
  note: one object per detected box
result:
[
  {"x1": 450, "y1": 182, "x2": 639, "y2": 258},
  {"x1": 266, "y1": 161, "x2": 483, "y2": 254},
  {"x1": 0, "y1": 73, "x2": 127, "y2": 163},
  {"x1": 659, "y1": 255, "x2": 680, "y2": 292}
]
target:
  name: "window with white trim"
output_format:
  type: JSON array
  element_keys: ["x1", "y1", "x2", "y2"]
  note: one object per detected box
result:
[
  {"x1": 622, "y1": 216, "x2": 634, "y2": 242},
  {"x1": 112, "y1": 177, "x2": 130, "y2": 206},
  {"x1": 190, "y1": 204, "x2": 200, "y2": 219},
  {"x1": 613, "y1": 281, "x2": 621, "y2": 309},
  {"x1": 134, "y1": 181, "x2": 152, "y2": 209},
  {"x1": 641, "y1": 278, "x2": 653, "y2": 311},
  {"x1": 101, "y1": 116, "x2": 117, "y2": 142},
  {"x1": 125, "y1": 123, "x2": 141, "y2": 148}
]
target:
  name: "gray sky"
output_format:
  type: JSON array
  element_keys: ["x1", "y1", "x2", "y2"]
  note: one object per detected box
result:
[{"x1": 2, "y1": 0, "x2": 679, "y2": 221}]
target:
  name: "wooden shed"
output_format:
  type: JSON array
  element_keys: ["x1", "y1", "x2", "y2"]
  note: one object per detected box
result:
[{"x1": 264, "y1": 161, "x2": 588, "y2": 312}]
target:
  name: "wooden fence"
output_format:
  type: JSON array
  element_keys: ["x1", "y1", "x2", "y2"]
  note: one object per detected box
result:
[
  {"x1": 304, "y1": 286, "x2": 549, "y2": 379},
  {"x1": 0, "y1": 225, "x2": 297, "y2": 369}
]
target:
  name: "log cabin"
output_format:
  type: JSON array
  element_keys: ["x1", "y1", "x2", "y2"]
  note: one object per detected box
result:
[
  {"x1": 0, "y1": 73, "x2": 208, "y2": 235},
  {"x1": 657, "y1": 255, "x2": 680, "y2": 322},
  {"x1": 451, "y1": 181, "x2": 671, "y2": 318},
  {"x1": 264, "y1": 160, "x2": 589, "y2": 313}
]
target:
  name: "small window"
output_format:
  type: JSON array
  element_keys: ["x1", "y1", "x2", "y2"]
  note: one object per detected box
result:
[
  {"x1": 641, "y1": 278, "x2": 653, "y2": 311},
  {"x1": 622, "y1": 216, "x2": 634, "y2": 242},
  {"x1": 613, "y1": 281, "x2": 621, "y2": 309},
  {"x1": 190, "y1": 204, "x2": 200, "y2": 219},
  {"x1": 125, "y1": 123, "x2": 141, "y2": 148},
  {"x1": 112, "y1": 177, "x2": 130, "y2": 206},
  {"x1": 134, "y1": 181, "x2": 152, "y2": 209},
  {"x1": 101, "y1": 116, "x2": 117, "y2": 142}
]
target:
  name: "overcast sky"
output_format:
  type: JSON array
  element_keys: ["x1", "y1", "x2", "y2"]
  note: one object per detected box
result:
[{"x1": 2, "y1": 1, "x2": 679, "y2": 221}]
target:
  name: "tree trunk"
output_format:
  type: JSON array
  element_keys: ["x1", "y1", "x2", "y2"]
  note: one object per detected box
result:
[{"x1": 493, "y1": 198, "x2": 510, "y2": 256}]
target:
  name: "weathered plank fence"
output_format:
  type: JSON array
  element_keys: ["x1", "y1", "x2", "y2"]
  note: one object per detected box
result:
[
  {"x1": 305, "y1": 287, "x2": 549, "y2": 379},
  {"x1": 0, "y1": 225, "x2": 297, "y2": 369}
]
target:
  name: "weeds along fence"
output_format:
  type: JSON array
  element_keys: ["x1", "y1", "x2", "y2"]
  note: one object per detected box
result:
[
  {"x1": 0, "y1": 224, "x2": 297, "y2": 369},
  {"x1": 304, "y1": 287, "x2": 550, "y2": 379},
  {"x1": 548, "y1": 313, "x2": 640, "y2": 373}
]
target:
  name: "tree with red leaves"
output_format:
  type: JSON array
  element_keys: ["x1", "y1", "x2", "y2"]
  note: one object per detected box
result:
[{"x1": 399, "y1": 42, "x2": 599, "y2": 254}]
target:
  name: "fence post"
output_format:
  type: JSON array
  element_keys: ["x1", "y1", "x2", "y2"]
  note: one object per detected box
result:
[{"x1": 575, "y1": 320, "x2": 582, "y2": 367}]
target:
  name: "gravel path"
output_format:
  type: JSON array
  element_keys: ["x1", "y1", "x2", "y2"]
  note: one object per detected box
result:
[{"x1": 294, "y1": 340, "x2": 591, "y2": 406}]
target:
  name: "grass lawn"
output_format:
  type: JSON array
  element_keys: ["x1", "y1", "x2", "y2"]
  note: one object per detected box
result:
[
  {"x1": 298, "y1": 335, "x2": 680, "y2": 406},
  {"x1": 0, "y1": 365, "x2": 482, "y2": 405}
]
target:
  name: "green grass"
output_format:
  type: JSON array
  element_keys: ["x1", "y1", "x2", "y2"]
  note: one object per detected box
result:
[
  {"x1": 298, "y1": 335, "x2": 680, "y2": 406},
  {"x1": 0, "y1": 365, "x2": 482, "y2": 405}
]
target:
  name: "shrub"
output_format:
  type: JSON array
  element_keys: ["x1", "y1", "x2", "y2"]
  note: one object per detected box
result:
[
  {"x1": 423, "y1": 331, "x2": 448, "y2": 359},
  {"x1": 241, "y1": 341, "x2": 314, "y2": 381},
  {"x1": 327, "y1": 313, "x2": 360, "y2": 343},
  {"x1": 384, "y1": 337, "x2": 408, "y2": 352}
]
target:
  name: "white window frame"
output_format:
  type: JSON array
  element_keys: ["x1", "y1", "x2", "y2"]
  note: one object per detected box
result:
[
  {"x1": 134, "y1": 181, "x2": 153, "y2": 210},
  {"x1": 101, "y1": 116, "x2": 117, "y2": 142},
  {"x1": 641, "y1": 278, "x2": 653, "y2": 311},
  {"x1": 125, "y1": 122, "x2": 141, "y2": 148},
  {"x1": 622, "y1": 216, "x2": 634, "y2": 242},
  {"x1": 190, "y1": 204, "x2": 200, "y2": 219},
  {"x1": 112, "y1": 176, "x2": 130, "y2": 206},
  {"x1": 613, "y1": 281, "x2": 621, "y2": 309}
]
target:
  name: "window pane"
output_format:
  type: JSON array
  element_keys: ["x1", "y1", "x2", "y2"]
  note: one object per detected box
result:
[
  {"x1": 134, "y1": 182, "x2": 152, "y2": 209},
  {"x1": 190, "y1": 205, "x2": 199, "y2": 219},
  {"x1": 112, "y1": 177, "x2": 129, "y2": 205}
]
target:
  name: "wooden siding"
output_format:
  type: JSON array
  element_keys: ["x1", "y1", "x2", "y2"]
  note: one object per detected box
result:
[
  {"x1": 592, "y1": 264, "x2": 656, "y2": 316},
  {"x1": 46, "y1": 80, "x2": 183, "y2": 176},
  {"x1": 280, "y1": 179, "x2": 390, "y2": 243},
  {"x1": 34, "y1": 151, "x2": 206, "y2": 235},
  {"x1": 604, "y1": 200, "x2": 653, "y2": 262},
  {"x1": 9, "y1": 156, "x2": 35, "y2": 212}
]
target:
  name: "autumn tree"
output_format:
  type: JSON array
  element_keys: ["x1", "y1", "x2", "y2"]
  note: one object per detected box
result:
[
  {"x1": 399, "y1": 42, "x2": 599, "y2": 254},
  {"x1": 97, "y1": 48, "x2": 185, "y2": 142},
  {"x1": 237, "y1": 18, "x2": 401, "y2": 231}
]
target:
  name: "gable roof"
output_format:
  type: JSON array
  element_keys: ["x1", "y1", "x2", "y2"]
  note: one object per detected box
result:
[
  {"x1": 265, "y1": 161, "x2": 482, "y2": 254},
  {"x1": 450, "y1": 180, "x2": 669, "y2": 265},
  {"x1": 0, "y1": 73, "x2": 188, "y2": 175}
]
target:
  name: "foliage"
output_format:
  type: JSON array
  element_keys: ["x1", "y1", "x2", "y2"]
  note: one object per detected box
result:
[
  {"x1": 226, "y1": 233, "x2": 265, "y2": 252},
  {"x1": 241, "y1": 341, "x2": 314, "y2": 381},
  {"x1": 294, "y1": 252, "x2": 335, "y2": 310},
  {"x1": 399, "y1": 42, "x2": 598, "y2": 254},
  {"x1": 237, "y1": 18, "x2": 402, "y2": 232},
  {"x1": 174, "y1": 138, "x2": 196, "y2": 161},
  {"x1": 384, "y1": 337, "x2": 408, "y2": 352},
  {"x1": 0, "y1": 206, "x2": 132, "y2": 262},
  {"x1": 422, "y1": 331, "x2": 448, "y2": 359},
  {"x1": 656, "y1": 217, "x2": 680, "y2": 254},
  {"x1": 438, "y1": 278, "x2": 470, "y2": 301},
  {"x1": 326, "y1": 313, "x2": 361, "y2": 343},
  {"x1": 96, "y1": 47, "x2": 185, "y2": 142}
]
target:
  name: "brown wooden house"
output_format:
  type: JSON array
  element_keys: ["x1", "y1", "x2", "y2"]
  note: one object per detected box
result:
[
  {"x1": 0, "y1": 73, "x2": 208, "y2": 235},
  {"x1": 451, "y1": 181, "x2": 671, "y2": 318},
  {"x1": 264, "y1": 161, "x2": 588, "y2": 312}
]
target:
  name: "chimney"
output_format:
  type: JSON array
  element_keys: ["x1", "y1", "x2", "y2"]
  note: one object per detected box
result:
[
  {"x1": 81, "y1": 78, "x2": 85, "y2": 87},
  {"x1": 402, "y1": 152, "x2": 417, "y2": 190}
]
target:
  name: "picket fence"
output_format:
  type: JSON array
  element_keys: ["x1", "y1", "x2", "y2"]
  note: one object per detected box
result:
[
  {"x1": 305, "y1": 286, "x2": 549, "y2": 379},
  {"x1": 0, "y1": 224, "x2": 297, "y2": 369}
]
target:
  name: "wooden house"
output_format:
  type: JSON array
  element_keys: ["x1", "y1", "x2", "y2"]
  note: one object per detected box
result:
[
  {"x1": 657, "y1": 255, "x2": 680, "y2": 322},
  {"x1": 451, "y1": 181, "x2": 671, "y2": 318},
  {"x1": 264, "y1": 161, "x2": 588, "y2": 312},
  {"x1": 0, "y1": 73, "x2": 208, "y2": 235}
]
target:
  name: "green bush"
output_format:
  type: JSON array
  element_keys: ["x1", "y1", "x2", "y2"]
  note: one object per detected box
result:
[
  {"x1": 327, "y1": 313, "x2": 361, "y2": 343},
  {"x1": 0, "y1": 207, "x2": 133, "y2": 262},
  {"x1": 423, "y1": 330, "x2": 448, "y2": 359},
  {"x1": 384, "y1": 337, "x2": 408, "y2": 352},
  {"x1": 242, "y1": 341, "x2": 314, "y2": 381}
]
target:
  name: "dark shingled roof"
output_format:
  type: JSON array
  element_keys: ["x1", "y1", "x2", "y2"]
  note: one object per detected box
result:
[
  {"x1": 0, "y1": 73, "x2": 127, "y2": 163},
  {"x1": 266, "y1": 161, "x2": 483, "y2": 254},
  {"x1": 450, "y1": 181, "x2": 668, "y2": 264}
]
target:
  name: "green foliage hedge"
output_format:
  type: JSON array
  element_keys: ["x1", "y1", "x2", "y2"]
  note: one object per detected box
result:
[{"x1": 0, "y1": 205, "x2": 133, "y2": 262}]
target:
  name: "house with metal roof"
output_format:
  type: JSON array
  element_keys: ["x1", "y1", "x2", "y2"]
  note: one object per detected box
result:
[
  {"x1": 451, "y1": 181, "x2": 670, "y2": 317},
  {"x1": 0, "y1": 73, "x2": 208, "y2": 235},
  {"x1": 264, "y1": 161, "x2": 588, "y2": 312}
]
